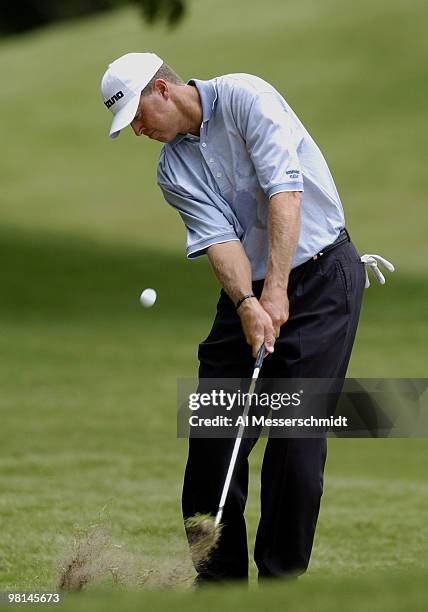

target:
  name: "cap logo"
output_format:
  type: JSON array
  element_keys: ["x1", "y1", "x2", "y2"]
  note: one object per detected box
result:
[{"x1": 104, "y1": 90, "x2": 124, "y2": 109}]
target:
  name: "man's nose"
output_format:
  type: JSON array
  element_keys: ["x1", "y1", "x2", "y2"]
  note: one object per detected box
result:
[{"x1": 131, "y1": 120, "x2": 143, "y2": 136}]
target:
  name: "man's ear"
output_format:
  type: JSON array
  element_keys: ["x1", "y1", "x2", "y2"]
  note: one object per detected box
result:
[{"x1": 154, "y1": 79, "x2": 169, "y2": 99}]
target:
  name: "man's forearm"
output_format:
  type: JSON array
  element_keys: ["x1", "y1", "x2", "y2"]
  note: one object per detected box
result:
[
  {"x1": 206, "y1": 240, "x2": 253, "y2": 306},
  {"x1": 263, "y1": 191, "x2": 302, "y2": 295},
  {"x1": 207, "y1": 240, "x2": 276, "y2": 356}
]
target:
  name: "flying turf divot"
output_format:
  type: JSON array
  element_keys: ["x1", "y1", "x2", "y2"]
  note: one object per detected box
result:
[
  {"x1": 58, "y1": 525, "x2": 144, "y2": 591},
  {"x1": 58, "y1": 521, "x2": 197, "y2": 591}
]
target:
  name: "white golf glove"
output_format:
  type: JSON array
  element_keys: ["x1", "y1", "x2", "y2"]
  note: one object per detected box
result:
[{"x1": 360, "y1": 254, "x2": 395, "y2": 288}]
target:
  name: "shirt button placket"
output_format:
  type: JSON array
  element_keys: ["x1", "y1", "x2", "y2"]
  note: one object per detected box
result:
[{"x1": 201, "y1": 141, "x2": 226, "y2": 190}]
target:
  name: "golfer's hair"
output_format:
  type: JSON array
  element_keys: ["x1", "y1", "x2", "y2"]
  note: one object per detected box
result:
[{"x1": 141, "y1": 63, "x2": 184, "y2": 96}]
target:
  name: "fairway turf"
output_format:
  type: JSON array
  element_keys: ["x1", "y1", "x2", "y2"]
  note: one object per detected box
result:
[
  {"x1": 8, "y1": 572, "x2": 424, "y2": 612},
  {"x1": 0, "y1": 0, "x2": 427, "y2": 609},
  {"x1": 0, "y1": 231, "x2": 426, "y2": 601}
]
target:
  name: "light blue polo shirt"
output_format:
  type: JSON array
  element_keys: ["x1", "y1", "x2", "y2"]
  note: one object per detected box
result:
[{"x1": 157, "y1": 73, "x2": 345, "y2": 281}]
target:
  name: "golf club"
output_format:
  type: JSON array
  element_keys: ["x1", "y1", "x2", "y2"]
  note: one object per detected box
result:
[{"x1": 184, "y1": 344, "x2": 267, "y2": 567}]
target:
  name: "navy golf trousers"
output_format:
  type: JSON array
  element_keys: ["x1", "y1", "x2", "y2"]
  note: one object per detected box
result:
[{"x1": 182, "y1": 237, "x2": 366, "y2": 582}]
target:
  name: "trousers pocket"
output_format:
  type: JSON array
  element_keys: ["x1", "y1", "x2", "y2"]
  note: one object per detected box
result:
[{"x1": 335, "y1": 260, "x2": 351, "y2": 314}]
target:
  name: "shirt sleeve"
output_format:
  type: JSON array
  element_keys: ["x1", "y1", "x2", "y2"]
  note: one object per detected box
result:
[
  {"x1": 233, "y1": 90, "x2": 304, "y2": 198},
  {"x1": 158, "y1": 182, "x2": 240, "y2": 259}
]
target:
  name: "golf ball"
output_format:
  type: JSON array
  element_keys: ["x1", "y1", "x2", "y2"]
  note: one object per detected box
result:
[{"x1": 140, "y1": 288, "x2": 157, "y2": 308}]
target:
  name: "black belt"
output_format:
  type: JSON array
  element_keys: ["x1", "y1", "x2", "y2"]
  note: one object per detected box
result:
[{"x1": 312, "y1": 228, "x2": 350, "y2": 260}]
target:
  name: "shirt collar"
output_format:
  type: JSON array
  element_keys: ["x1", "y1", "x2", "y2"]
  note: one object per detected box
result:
[
  {"x1": 188, "y1": 78, "x2": 218, "y2": 123},
  {"x1": 169, "y1": 78, "x2": 217, "y2": 146}
]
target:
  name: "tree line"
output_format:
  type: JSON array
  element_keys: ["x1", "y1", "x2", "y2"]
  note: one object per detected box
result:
[{"x1": 0, "y1": 0, "x2": 186, "y2": 36}]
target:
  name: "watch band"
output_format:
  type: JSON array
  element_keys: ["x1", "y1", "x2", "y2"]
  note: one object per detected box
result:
[{"x1": 236, "y1": 293, "x2": 255, "y2": 310}]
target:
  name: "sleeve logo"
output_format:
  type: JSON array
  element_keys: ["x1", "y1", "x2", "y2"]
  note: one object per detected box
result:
[{"x1": 286, "y1": 169, "x2": 300, "y2": 180}]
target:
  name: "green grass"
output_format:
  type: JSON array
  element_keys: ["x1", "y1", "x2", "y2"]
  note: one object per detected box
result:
[
  {"x1": 0, "y1": 229, "x2": 427, "y2": 604},
  {"x1": 4, "y1": 573, "x2": 428, "y2": 612},
  {"x1": 0, "y1": 0, "x2": 427, "y2": 609}
]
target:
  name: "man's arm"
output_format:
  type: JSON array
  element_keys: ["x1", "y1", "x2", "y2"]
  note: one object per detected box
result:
[
  {"x1": 206, "y1": 191, "x2": 301, "y2": 356},
  {"x1": 260, "y1": 191, "x2": 302, "y2": 335},
  {"x1": 207, "y1": 241, "x2": 276, "y2": 357}
]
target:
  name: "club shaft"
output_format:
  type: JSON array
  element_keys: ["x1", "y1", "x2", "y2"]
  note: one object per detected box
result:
[{"x1": 214, "y1": 346, "x2": 265, "y2": 527}]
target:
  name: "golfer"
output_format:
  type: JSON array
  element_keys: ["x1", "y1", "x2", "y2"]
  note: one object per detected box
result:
[{"x1": 101, "y1": 52, "x2": 366, "y2": 584}]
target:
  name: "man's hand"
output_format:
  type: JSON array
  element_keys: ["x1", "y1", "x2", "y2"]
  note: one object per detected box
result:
[
  {"x1": 259, "y1": 288, "x2": 289, "y2": 337},
  {"x1": 238, "y1": 298, "x2": 276, "y2": 357}
]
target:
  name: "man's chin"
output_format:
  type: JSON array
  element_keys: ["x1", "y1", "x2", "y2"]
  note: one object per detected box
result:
[
  {"x1": 151, "y1": 134, "x2": 171, "y2": 143},
  {"x1": 151, "y1": 131, "x2": 179, "y2": 143},
  {"x1": 163, "y1": 133, "x2": 179, "y2": 143}
]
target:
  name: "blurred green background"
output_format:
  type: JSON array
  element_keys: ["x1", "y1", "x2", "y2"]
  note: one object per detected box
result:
[{"x1": 0, "y1": 0, "x2": 427, "y2": 610}]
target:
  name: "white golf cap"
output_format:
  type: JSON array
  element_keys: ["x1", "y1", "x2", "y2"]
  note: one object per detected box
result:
[{"x1": 101, "y1": 52, "x2": 163, "y2": 139}]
